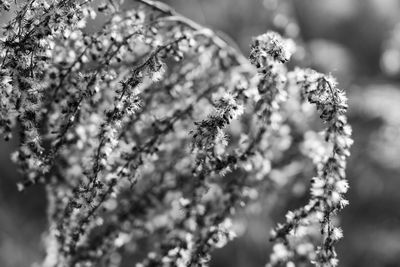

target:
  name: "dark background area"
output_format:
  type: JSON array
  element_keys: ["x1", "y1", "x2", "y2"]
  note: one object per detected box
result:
[{"x1": 1, "y1": 0, "x2": 400, "y2": 266}]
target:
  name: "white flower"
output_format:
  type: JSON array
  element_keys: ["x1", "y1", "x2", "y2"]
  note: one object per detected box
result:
[
  {"x1": 179, "y1": 197, "x2": 190, "y2": 207},
  {"x1": 331, "y1": 227, "x2": 343, "y2": 241},
  {"x1": 335, "y1": 180, "x2": 349, "y2": 194}
]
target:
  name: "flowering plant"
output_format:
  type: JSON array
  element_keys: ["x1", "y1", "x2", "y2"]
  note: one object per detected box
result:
[{"x1": 0, "y1": 1, "x2": 352, "y2": 266}]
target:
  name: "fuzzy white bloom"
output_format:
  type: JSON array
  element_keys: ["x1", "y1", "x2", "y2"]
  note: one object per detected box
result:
[
  {"x1": 335, "y1": 180, "x2": 349, "y2": 194},
  {"x1": 331, "y1": 227, "x2": 343, "y2": 241},
  {"x1": 114, "y1": 233, "x2": 131, "y2": 247},
  {"x1": 251, "y1": 31, "x2": 296, "y2": 63},
  {"x1": 270, "y1": 243, "x2": 291, "y2": 262},
  {"x1": 179, "y1": 197, "x2": 191, "y2": 207}
]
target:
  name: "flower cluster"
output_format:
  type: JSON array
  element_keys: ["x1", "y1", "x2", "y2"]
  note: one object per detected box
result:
[
  {"x1": 268, "y1": 69, "x2": 353, "y2": 267},
  {"x1": 250, "y1": 31, "x2": 295, "y2": 126},
  {"x1": 1, "y1": 1, "x2": 352, "y2": 267}
]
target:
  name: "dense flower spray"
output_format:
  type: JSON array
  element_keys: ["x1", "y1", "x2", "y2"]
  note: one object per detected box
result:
[{"x1": 0, "y1": 1, "x2": 352, "y2": 266}]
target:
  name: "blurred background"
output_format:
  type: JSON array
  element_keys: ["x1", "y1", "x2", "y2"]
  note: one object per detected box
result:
[{"x1": 1, "y1": 0, "x2": 400, "y2": 266}]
